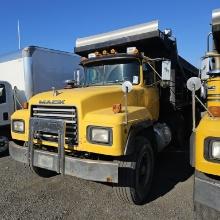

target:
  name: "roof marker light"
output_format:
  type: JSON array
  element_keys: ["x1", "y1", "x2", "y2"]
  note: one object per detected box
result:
[
  {"x1": 88, "y1": 53, "x2": 96, "y2": 59},
  {"x1": 110, "y1": 49, "x2": 117, "y2": 54},
  {"x1": 127, "y1": 47, "x2": 138, "y2": 54},
  {"x1": 102, "y1": 50, "x2": 108, "y2": 55}
]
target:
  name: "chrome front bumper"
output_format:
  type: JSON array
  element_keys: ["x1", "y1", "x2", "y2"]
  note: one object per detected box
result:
[{"x1": 9, "y1": 141, "x2": 118, "y2": 183}]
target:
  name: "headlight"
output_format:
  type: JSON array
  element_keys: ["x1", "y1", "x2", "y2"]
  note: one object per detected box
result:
[
  {"x1": 211, "y1": 141, "x2": 220, "y2": 160},
  {"x1": 12, "y1": 120, "x2": 25, "y2": 133},
  {"x1": 87, "y1": 126, "x2": 112, "y2": 145}
]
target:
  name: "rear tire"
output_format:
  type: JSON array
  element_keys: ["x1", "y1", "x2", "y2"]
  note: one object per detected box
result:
[{"x1": 114, "y1": 137, "x2": 154, "y2": 205}]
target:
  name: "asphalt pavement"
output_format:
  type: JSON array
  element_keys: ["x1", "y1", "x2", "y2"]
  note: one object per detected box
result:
[{"x1": 0, "y1": 151, "x2": 194, "y2": 220}]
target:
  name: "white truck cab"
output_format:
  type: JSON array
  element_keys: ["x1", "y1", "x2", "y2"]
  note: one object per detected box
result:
[{"x1": 0, "y1": 81, "x2": 14, "y2": 152}]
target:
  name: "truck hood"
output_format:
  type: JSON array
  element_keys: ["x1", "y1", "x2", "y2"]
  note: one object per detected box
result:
[{"x1": 29, "y1": 85, "x2": 142, "y2": 118}]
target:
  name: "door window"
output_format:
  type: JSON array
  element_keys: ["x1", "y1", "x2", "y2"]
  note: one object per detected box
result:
[
  {"x1": 143, "y1": 63, "x2": 155, "y2": 85},
  {"x1": 0, "y1": 84, "x2": 6, "y2": 104}
]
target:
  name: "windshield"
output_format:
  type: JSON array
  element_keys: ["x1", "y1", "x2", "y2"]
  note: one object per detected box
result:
[{"x1": 84, "y1": 59, "x2": 140, "y2": 86}]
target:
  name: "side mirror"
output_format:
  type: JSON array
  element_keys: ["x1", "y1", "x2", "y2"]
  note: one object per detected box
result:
[
  {"x1": 121, "y1": 81, "x2": 133, "y2": 125},
  {"x1": 201, "y1": 83, "x2": 207, "y2": 99},
  {"x1": 64, "y1": 79, "x2": 77, "y2": 89},
  {"x1": 73, "y1": 69, "x2": 81, "y2": 85},
  {"x1": 200, "y1": 57, "x2": 211, "y2": 80},
  {"x1": 121, "y1": 81, "x2": 133, "y2": 93},
  {"x1": 187, "y1": 77, "x2": 202, "y2": 92},
  {"x1": 161, "y1": 60, "x2": 171, "y2": 81},
  {"x1": 160, "y1": 60, "x2": 171, "y2": 88},
  {"x1": 186, "y1": 77, "x2": 202, "y2": 131}
]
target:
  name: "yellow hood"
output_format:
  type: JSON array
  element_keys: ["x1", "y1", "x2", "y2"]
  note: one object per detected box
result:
[{"x1": 29, "y1": 85, "x2": 142, "y2": 119}]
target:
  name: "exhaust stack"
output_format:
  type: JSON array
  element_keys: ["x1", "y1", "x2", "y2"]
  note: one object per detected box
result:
[
  {"x1": 206, "y1": 9, "x2": 220, "y2": 76},
  {"x1": 212, "y1": 8, "x2": 220, "y2": 52}
]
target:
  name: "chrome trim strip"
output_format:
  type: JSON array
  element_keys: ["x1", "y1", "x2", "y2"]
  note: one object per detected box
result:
[
  {"x1": 33, "y1": 108, "x2": 75, "y2": 112},
  {"x1": 33, "y1": 113, "x2": 76, "y2": 118}
]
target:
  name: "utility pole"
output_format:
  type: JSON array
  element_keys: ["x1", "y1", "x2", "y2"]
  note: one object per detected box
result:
[{"x1": 17, "y1": 20, "x2": 21, "y2": 50}]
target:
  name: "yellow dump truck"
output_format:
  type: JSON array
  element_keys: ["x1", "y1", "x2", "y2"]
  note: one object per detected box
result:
[
  {"x1": 9, "y1": 20, "x2": 197, "y2": 204},
  {"x1": 188, "y1": 9, "x2": 220, "y2": 218}
]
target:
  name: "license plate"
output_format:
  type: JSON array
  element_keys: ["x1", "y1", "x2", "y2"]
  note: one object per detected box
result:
[{"x1": 38, "y1": 155, "x2": 53, "y2": 169}]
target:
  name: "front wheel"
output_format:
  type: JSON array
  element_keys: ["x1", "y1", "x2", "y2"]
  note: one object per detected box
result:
[{"x1": 114, "y1": 137, "x2": 155, "y2": 205}]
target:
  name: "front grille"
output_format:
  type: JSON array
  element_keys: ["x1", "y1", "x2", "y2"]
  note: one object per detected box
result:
[{"x1": 31, "y1": 105, "x2": 78, "y2": 146}]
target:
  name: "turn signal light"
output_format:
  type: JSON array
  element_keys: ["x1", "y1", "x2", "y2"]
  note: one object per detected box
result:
[
  {"x1": 102, "y1": 50, "x2": 108, "y2": 55},
  {"x1": 113, "y1": 104, "x2": 122, "y2": 114},
  {"x1": 127, "y1": 47, "x2": 139, "y2": 54},
  {"x1": 88, "y1": 53, "x2": 96, "y2": 59},
  {"x1": 110, "y1": 49, "x2": 117, "y2": 54},
  {"x1": 95, "y1": 51, "x2": 101, "y2": 56},
  {"x1": 208, "y1": 106, "x2": 220, "y2": 117},
  {"x1": 22, "y1": 102, "x2": 29, "y2": 109}
]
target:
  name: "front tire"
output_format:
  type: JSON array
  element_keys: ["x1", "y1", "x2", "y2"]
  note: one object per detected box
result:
[{"x1": 114, "y1": 137, "x2": 154, "y2": 205}]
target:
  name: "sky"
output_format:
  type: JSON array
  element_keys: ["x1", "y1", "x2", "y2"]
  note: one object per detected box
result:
[{"x1": 0, "y1": 0, "x2": 219, "y2": 67}]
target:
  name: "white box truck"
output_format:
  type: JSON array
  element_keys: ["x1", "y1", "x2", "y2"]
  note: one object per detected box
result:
[{"x1": 0, "y1": 46, "x2": 82, "y2": 152}]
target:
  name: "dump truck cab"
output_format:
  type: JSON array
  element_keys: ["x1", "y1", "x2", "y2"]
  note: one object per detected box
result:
[
  {"x1": 9, "y1": 20, "x2": 197, "y2": 205},
  {"x1": 81, "y1": 52, "x2": 160, "y2": 118},
  {"x1": 189, "y1": 8, "x2": 220, "y2": 218}
]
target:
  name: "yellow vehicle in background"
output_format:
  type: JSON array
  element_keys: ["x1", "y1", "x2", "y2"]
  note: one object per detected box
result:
[
  {"x1": 188, "y1": 8, "x2": 220, "y2": 218},
  {"x1": 9, "y1": 20, "x2": 197, "y2": 204}
]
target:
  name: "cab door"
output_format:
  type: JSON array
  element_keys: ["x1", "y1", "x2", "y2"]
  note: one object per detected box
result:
[{"x1": 142, "y1": 62, "x2": 159, "y2": 120}]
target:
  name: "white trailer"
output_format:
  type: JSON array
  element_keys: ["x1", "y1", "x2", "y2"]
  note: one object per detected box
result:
[{"x1": 0, "y1": 46, "x2": 82, "y2": 152}]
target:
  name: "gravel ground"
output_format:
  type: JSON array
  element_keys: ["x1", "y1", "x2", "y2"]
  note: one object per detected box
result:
[{"x1": 0, "y1": 151, "x2": 194, "y2": 220}]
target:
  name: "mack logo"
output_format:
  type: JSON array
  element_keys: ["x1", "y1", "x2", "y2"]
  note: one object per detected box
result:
[{"x1": 39, "y1": 100, "x2": 65, "y2": 104}]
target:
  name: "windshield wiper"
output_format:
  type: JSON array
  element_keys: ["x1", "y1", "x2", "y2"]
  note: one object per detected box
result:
[
  {"x1": 106, "y1": 80, "x2": 125, "y2": 84},
  {"x1": 84, "y1": 82, "x2": 104, "y2": 87}
]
